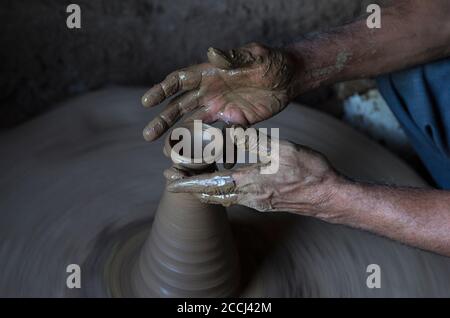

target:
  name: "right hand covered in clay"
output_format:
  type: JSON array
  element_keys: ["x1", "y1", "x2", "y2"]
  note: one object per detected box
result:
[
  {"x1": 165, "y1": 135, "x2": 343, "y2": 216},
  {"x1": 141, "y1": 43, "x2": 300, "y2": 141}
]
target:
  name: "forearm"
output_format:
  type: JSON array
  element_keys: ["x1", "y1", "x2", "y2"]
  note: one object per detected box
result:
[
  {"x1": 285, "y1": 0, "x2": 450, "y2": 95},
  {"x1": 320, "y1": 179, "x2": 450, "y2": 257}
]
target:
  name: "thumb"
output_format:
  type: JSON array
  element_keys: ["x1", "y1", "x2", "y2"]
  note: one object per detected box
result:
[
  {"x1": 207, "y1": 47, "x2": 257, "y2": 70},
  {"x1": 163, "y1": 165, "x2": 190, "y2": 182}
]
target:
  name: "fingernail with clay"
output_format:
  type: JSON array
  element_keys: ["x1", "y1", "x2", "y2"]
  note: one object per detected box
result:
[
  {"x1": 142, "y1": 89, "x2": 164, "y2": 108},
  {"x1": 143, "y1": 126, "x2": 156, "y2": 141},
  {"x1": 141, "y1": 91, "x2": 157, "y2": 107},
  {"x1": 164, "y1": 168, "x2": 187, "y2": 181},
  {"x1": 207, "y1": 47, "x2": 233, "y2": 69},
  {"x1": 141, "y1": 95, "x2": 151, "y2": 107}
]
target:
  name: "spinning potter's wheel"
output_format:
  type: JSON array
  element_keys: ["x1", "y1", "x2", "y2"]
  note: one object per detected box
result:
[{"x1": 0, "y1": 87, "x2": 449, "y2": 297}]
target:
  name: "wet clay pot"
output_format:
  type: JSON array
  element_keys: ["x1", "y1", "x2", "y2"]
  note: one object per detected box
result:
[{"x1": 131, "y1": 123, "x2": 240, "y2": 297}]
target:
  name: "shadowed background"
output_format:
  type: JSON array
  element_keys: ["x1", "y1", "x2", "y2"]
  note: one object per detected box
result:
[{"x1": 1, "y1": 0, "x2": 383, "y2": 129}]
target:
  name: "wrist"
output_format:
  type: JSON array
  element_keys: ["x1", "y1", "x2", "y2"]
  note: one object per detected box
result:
[
  {"x1": 311, "y1": 174, "x2": 360, "y2": 222},
  {"x1": 283, "y1": 34, "x2": 353, "y2": 97},
  {"x1": 282, "y1": 44, "x2": 319, "y2": 98}
]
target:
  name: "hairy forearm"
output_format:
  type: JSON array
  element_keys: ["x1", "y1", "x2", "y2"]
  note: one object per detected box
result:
[
  {"x1": 285, "y1": 0, "x2": 450, "y2": 95},
  {"x1": 320, "y1": 179, "x2": 450, "y2": 257}
]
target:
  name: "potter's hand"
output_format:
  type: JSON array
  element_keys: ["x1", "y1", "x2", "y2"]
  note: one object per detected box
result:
[
  {"x1": 141, "y1": 43, "x2": 299, "y2": 141},
  {"x1": 166, "y1": 139, "x2": 340, "y2": 214}
]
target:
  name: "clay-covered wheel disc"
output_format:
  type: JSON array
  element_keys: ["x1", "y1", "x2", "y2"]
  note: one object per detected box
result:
[{"x1": 0, "y1": 87, "x2": 449, "y2": 297}]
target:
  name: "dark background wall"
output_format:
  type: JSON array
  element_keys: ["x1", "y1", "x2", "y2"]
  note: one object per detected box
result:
[{"x1": 1, "y1": 0, "x2": 380, "y2": 129}]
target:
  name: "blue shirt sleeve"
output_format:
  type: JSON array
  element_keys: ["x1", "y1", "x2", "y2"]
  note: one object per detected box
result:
[{"x1": 377, "y1": 58, "x2": 450, "y2": 189}]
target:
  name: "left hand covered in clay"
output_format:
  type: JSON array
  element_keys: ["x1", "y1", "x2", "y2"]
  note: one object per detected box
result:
[{"x1": 165, "y1": 137, "x2": 343, "y2": 216}]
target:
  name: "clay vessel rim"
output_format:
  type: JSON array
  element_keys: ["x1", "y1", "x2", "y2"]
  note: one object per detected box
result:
[{"x1": 163, "y1": 122, "x2": 223, "y2": 165}]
